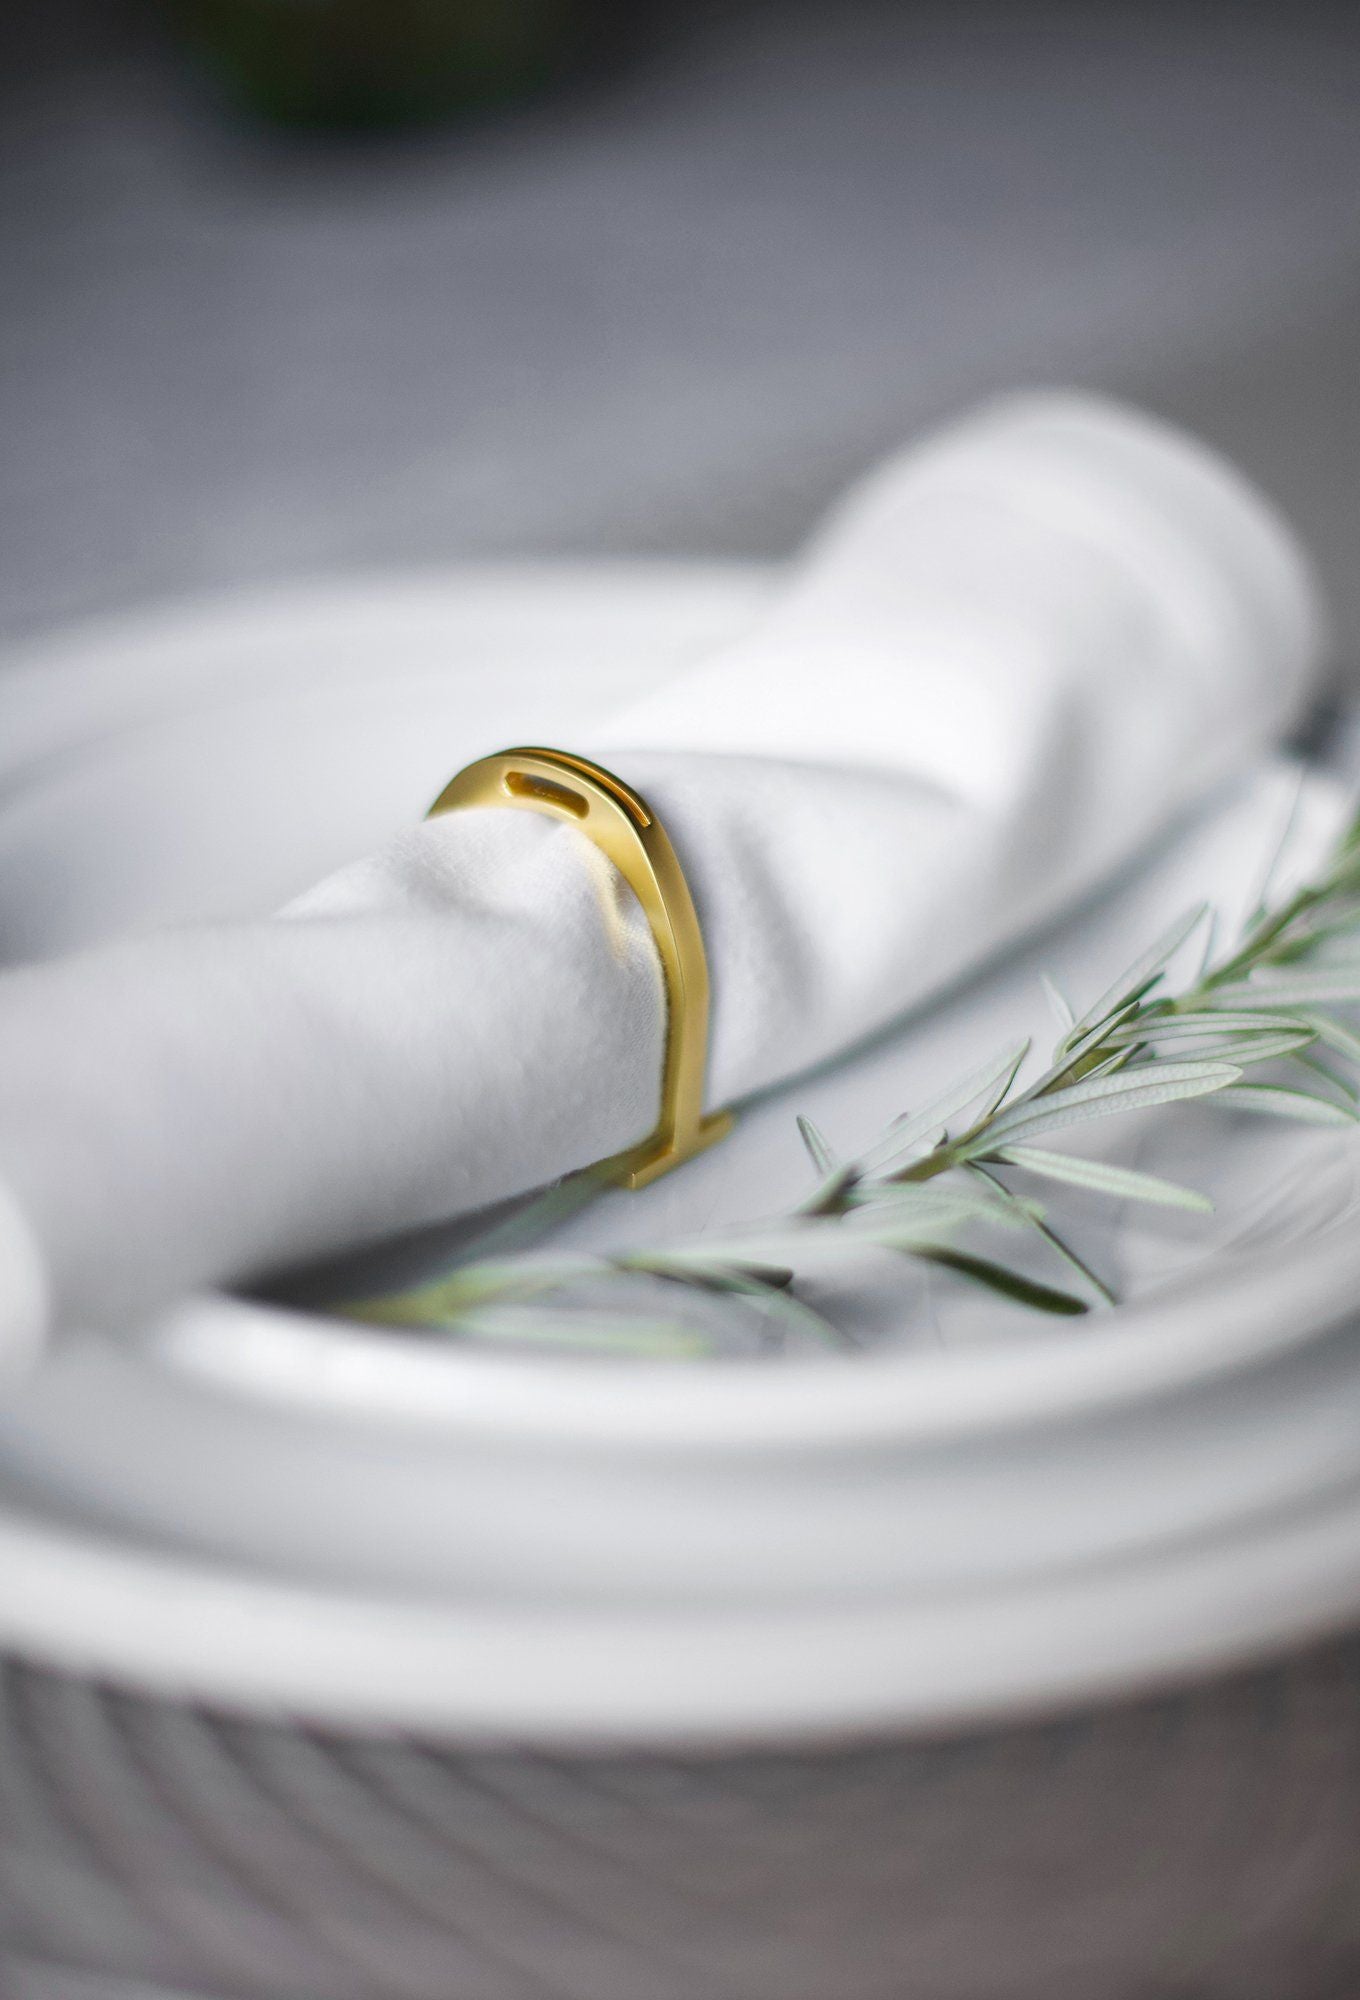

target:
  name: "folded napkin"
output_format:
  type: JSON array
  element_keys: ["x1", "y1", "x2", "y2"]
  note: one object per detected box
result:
[{"x1": 0, "y1": 394, "x2": 1323, "y2": 1360}]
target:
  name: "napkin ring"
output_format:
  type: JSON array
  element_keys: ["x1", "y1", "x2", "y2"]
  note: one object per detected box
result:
[{"x1": 427, "y1": 747, "x2": 733, "y2": 1189}]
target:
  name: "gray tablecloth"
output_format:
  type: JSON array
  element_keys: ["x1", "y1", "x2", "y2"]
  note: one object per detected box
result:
[
  {"x1": 5, "y1": 6, "x2": 1360, "y2": 1995},
  {"x1": 4, "y1": 1, "x2": 1360, "y2": 653}
]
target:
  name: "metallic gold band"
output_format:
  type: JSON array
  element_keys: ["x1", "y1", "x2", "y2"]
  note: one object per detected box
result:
[{"x1": 427, "y1": 747, "x2": 733, "y2": 1188}]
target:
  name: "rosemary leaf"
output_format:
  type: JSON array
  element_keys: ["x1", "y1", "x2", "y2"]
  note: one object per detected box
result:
[
  {"x1": 1210, "y1": 972, "x2": 1360, "y2": 1006},
  {"x1": 966, "y1": 1162, "x2": 1116, "y2": 1304},
  {"x1": 969, "y1": 1059, "x2": 1240, "y2": 1151},
  {"x1": 1147, "y1": 1030, "x2": 1317, "y2": 1068},
  {"x1": 796, "y1": 1115, "x2": 839, "y2": 1179},
  {"x1": 1041, "y1": 972, "x2": 1075, "y2": 1034},
  {"x1": 453, "y1": 1305, "x2": 713, "y2": 1358},
  {"x1": 347, "y1": 1253, "x2": 603, "y2": 1327},
  {"x1": 912, "y1": 1247, "x2": 1089, "y2": 1316},
  {"x1": 1211, "y1": 1084, "x2": 1357, "y2": 1124},
  {"x1": 993, "y1": 1145, "x2": 1214, "y2": 1212},
  {"x1": 1298, "y1": 1011, "x2": 1360, "y2": 1065},
  {"x1": 1066, "y1": 903, "x2": 1208, "y2": 1041},
  {"x1": 854, "y1": 1038, "x2": 1031, "y2": 1173},
  {"x1": 1111, "y1": 1008, "x2": 1309, "y2": 1039}
]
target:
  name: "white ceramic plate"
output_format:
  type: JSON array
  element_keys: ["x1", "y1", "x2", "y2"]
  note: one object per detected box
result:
[{"x1": 2, "y1": 565, "x2": 1360, "y2": 1748}]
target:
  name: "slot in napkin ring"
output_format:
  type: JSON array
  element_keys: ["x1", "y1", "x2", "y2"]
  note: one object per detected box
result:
[{"x1": 427, "y1": 747, "x2": 733, "y2": 1188}]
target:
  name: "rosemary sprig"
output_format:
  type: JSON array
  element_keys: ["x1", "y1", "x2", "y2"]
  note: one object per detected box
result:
[{"x1": 345, "y1": 802, "x2": 1360, "y2": 1355}]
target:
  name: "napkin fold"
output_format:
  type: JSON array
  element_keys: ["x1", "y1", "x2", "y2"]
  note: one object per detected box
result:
[{"x1": 0, "y1": 394, "x2": 1324, "y2": 1356}]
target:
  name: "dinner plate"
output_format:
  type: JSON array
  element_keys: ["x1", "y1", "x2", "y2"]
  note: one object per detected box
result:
[{"x1": 2, "y1": 564, "x2": 1360, "y2": 1747}]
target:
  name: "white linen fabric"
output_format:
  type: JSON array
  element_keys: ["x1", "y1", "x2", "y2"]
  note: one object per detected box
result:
[{"x1": 0, "y1": 394, "x2": 1324, "y2": 1355}]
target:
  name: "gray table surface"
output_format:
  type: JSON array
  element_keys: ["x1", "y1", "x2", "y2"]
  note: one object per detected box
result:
[
  {"x1": 5, "y1": 7, "x2": 1360, "y2": 1996},
  {"x1": 4, "y1": 1, "x2": 1360, "y2": 655}
]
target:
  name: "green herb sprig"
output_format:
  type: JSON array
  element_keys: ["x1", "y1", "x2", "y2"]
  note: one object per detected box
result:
[{"x1": 347, "y1": 800, "x2": 1360, "y2": 1356}]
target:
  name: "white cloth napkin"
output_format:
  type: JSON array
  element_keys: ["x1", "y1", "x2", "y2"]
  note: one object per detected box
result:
[{"x1": 0, "y1": 393, "x2": 1323, "y2": 1358}]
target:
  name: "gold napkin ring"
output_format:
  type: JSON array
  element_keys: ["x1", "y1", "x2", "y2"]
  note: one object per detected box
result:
[{"x1": 427, "y1": 747, "x2": 733, "y2": 1189}]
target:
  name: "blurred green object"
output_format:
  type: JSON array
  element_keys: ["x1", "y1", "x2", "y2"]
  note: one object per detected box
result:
[{"x1": 164, "y1": 0, "x2": 594, "y2": 129}]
